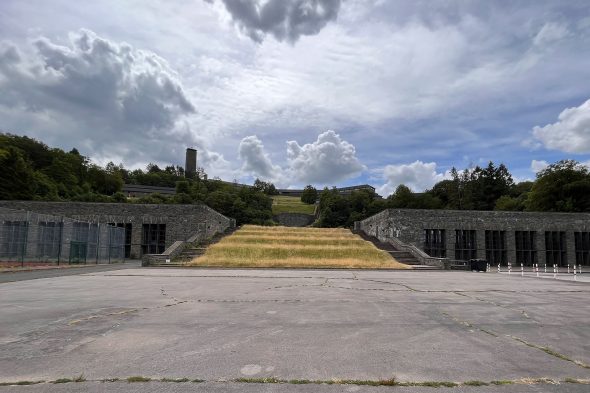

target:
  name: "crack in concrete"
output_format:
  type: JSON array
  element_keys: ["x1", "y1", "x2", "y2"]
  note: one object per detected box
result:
[
  {"x1": 453, "y1": 291, "x2": 534, "y2": 321},
  {"x1": 441, "y1": 311, "x2": 590, "y2": 371}
]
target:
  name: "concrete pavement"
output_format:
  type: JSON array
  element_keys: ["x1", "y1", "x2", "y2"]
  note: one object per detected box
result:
[{"x1": 0, "y1": 268, "x2": 589, "y2": 392}]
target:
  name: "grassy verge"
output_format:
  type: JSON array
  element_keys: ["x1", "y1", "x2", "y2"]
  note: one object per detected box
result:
[
  {"x1": 189, "y1": 225, "x2": 410, "y2": 269},
  {"x1": 271, "y1": 196, "x2": 315, "y2": 215}
]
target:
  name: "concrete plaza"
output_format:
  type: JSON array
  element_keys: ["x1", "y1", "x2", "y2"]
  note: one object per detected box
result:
[{"x1": 0, "y1": 268, "x2": 589, "y2": 392}]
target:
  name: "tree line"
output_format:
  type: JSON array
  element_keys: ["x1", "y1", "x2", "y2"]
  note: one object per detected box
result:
[
  {"x1": 2, "y1": 133, "x2": 589, "y2": 228},
  {"x1": 0, "y1": 133, "x2": 274, "y2": 225},
  {"x1": 310, "y1": 160, "x2": 590, "y2": 227}
]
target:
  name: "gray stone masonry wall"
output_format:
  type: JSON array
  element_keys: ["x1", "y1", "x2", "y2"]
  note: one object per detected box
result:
[
  {"x1": 273, "y1": 213, "x2": 315, "y2": 227},
  {"x1": 359, "y1": 209, "x2": 590, "y2": 266},
  {"x1": 0, "y1": 201, "x2": 234, "y2": 259}
]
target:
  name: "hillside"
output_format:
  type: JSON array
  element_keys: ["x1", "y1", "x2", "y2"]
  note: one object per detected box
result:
[{"x1": 271, "y1": 196, "x2": 316, "y2": 215}]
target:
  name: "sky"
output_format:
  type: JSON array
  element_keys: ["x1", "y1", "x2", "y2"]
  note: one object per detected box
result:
[{"x1": 1, "y1": 0, "x2": 589, "y2": 195}]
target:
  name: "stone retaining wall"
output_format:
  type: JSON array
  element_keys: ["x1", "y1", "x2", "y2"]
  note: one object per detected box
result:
[
  {"x1": 0, "y1": 201, "x2": 234, "y2": 259},
  {"x1": 273, "y1": 213, "x2": 315, "y2": 227},
  {"x1": 358, "y1": 209, "x2": 590, "y2": 266}
]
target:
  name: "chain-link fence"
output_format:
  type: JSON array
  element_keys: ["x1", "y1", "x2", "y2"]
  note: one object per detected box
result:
[{"x1": 0, "y1": 207, "x2": 125, "y2": 268}]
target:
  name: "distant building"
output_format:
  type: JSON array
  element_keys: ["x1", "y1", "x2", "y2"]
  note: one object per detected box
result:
[{"x1": 277, "y1": 184, "x2": 379, "y2": 198}]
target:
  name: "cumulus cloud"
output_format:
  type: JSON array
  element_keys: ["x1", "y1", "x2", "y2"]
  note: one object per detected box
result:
[
  {"x1": 211, "y1": 0, "x2": 341, "y2": 43},
  {"x1": 530, "y1": 159, "x2": 549, "y2": 174},
  {"x1": 532, "y1": 99, "x2": 590, "y2": 153},
  {"x1": 238, "y1": 135, "x2": 281, "y2": 180},
  {"x1": 377, "y1": 161, "x2": 450, "y2": 196},
  {"x1": 286, "y1": 130, "x2": 365, "y2": 184},
  {"x1": 0, "y1": 29, "x2": 232, "y2": 173},
  {"x1": 237, "y1": 130, "x2": 364, "y2": 186}
]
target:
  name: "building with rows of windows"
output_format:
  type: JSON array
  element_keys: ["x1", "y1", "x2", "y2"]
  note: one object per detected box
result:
[{"x1": 358, "y1": 209, "x2": 590, "y2": 267}]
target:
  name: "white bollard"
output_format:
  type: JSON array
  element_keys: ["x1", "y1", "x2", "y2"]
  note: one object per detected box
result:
[
  {"x1": 508, "y1": 263, "x2": 511, "y2": 275},
  {"x1": 544, "y1": 263, "x2": 547, "y2": 273},
  {"x1": 553, "y1": 264, "x2": 557, "y2": 279},
  {"x1": 536, "y1": 263, "x2": 539, "y2": 277},
  {"x1": 574, "y1": 264, "x2": 577, "y2": 281},
  {"x1": 498, "y1": 263, "x2": 501, "y2": 273},
  {"x1": 521, "y1": 263, "x2": 524, "y2": 277},
  {"x1": 568, "y1": 264, "x2": 570, "y2": 274}
]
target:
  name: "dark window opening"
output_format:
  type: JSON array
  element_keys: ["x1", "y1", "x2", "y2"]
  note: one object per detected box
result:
[
  {"x1": 108, "y1": 223, "x2": 132, "y2": 258},
  {"x1": 424, "y1": 229, "x2": 446, "y2": 258},
  {"x1": 485, "y1": 230, "x2": 507, "y2": 265},
  {"x1": 455, "y1": 230, "x2": 477, "y2": 261},
  {"x1": 515, "y1": 231, "x2": 537, "y2": 266},
  {"x1": 574, "y1": 232, "x2": 590, "y2": 266},
  {"x1": 545, "y1": 231, "x2": 567, "y2": 267},
  {"x1": 141, "y1": 224, "x2": 166, "y2": 255}
]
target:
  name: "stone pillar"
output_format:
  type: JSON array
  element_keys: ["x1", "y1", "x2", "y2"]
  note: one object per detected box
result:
[
  {"x1": 444, "y1": 227, "x2": 454, "y2": 259},
  {"x1": 505, "y1": 230, "x2": 516, "y2": 265},
  {"x1": 130, "y1": 220, "x2": 143, "y2": 259},
  {"x1": 566, "y1": 231, "x2": 576, "y2": 267},
  {"x1": 476, "y1": 230, "x2": 486, "y2": 260}
]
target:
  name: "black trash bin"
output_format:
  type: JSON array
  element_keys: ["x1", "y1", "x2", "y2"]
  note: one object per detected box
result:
[{"x1": 469, "y1": 259, "x2": 487, "y2": 272}]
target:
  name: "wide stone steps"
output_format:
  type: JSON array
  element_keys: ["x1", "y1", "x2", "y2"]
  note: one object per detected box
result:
[{"x1": 354, "y1": 230, "x2": 425, "y2": 267}]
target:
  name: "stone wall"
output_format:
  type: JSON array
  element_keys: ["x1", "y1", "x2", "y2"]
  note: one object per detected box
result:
[
  {"x1": 359, "y1": 209, "x2": 590, "y2": 266},
  {"x1": 0, "y1": 201, "x2": 234, "y2": 259},
  {"x1": 273, "y1": 213, "x2": 315, "y2": 227}
]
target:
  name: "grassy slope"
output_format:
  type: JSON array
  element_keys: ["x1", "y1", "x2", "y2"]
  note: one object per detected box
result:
[
  {"x1": 189, "y1": 225, "x2": 410, "y2": 269},
  {"x1": 271, "y1": 196, "x2": 316, "y2": 215}
]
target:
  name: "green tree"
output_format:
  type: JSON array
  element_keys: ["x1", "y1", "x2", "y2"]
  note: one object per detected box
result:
[
  {"x1": 300, "y1": 185, "x2": 318, "y2": 204},
  {"x1": 0, "y1": 146, "x2": 36, "y2": 200},
  {"x1": 527, "y1": 160, "x2": 590, "y2": 212}
]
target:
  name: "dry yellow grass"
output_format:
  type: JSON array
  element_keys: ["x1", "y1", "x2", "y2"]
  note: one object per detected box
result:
[{"x1": 189, "y1": 225, "x2": 410, "y2": 269}]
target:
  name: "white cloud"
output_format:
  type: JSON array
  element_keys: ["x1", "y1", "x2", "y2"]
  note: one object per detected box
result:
[
  {"x1": 532, "y1": 99, "x2": 590, "y2": 153},
  {"x1": 286, "y1": 130, "x2": 365, "y2": 185},
  {"x1": 377, "y1": 161, "x2": 450, "y2": 196},
  {"x1": 533, "y1": 22, "x2": 570, "y2": 47},
  {"x1": 237, "y1": 130, "x2": 364, "y2": 186},
  {"x1": 210, "y1": 0, "x2": 341, "y2": 43},
  {"x1": 238, "y1": 135, "x2": 281, "y2": 180},
  {"x1": 530, "y1": 159, "x2": 549, "y2": 174},
  {"x1": 0, "y1": 29, "x2": 231, "y2": 174}
]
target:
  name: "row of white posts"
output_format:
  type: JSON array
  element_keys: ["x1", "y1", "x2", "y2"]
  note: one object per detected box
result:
[{"x1": 488, "y1": 262, "x2": 582, "y2": 281}]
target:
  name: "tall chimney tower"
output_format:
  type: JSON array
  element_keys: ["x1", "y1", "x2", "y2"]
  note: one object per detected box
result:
[{"x1": 185, "y1": 148, "x2": 197, "y2": 179}]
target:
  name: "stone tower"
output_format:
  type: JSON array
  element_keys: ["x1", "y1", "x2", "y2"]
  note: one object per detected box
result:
[{"x1": 185, "y1": 148, "x2": 197, "y2": 179}]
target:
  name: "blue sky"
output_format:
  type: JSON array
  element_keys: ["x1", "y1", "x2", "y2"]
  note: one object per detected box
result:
[{"x1": 0, "y1": 0, "x2": 589, "y2": 195}]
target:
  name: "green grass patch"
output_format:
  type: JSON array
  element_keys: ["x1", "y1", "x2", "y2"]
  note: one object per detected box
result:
[
  {"x1": 490, "y1": 380, "x2": 514, "y2": 385},
  {"x1": 127, "y1": 376, "x2": 151, "y2": 382},
  {"x1": 272, "y1": 196, "x2": 315, "y2": 215},
  {"x1": 0, "y1": 381, "x2": 44, "y2": 386}
]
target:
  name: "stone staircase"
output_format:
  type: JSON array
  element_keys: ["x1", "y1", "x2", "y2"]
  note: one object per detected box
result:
[
  {"x1": 355, "y1": 231, "x2": 440, "y2": 270},
  {"x1": 150, "y1": 228, "x2": 236, "y2": 267}
]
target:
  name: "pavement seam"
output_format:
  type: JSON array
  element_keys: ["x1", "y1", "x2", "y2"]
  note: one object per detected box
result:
[{"x1": 1, "y1": 376, "x2": 588, "y2": 387}]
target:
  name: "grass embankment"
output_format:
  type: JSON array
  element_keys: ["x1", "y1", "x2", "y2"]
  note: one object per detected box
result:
[
  {"x1": 188, "y1": 225, "x2": 410, "y2": 269},
  {"x1": 271, "y1": 196, "x2": 315, "y2": 215}
]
